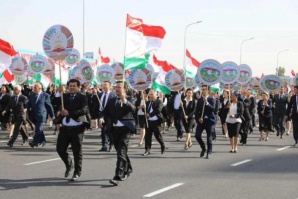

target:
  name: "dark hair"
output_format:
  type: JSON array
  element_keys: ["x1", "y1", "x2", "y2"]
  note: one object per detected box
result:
[
  {"x1": 116, "y1": 81, "x2": 128, "y2": 90},
  {"x1": 201, "y1": 85, "x2": 209, "y2": 90},
  {"x1": 103, "y1": 81, "x2": 111, "y2": 85},
  {"x1": 186, "y1": 88, "x2": 193, "y2": 93},
  {"x1": 67, "y1": 79, "x2": 80, "y2": 87},
  {"x1": 223, "y1": 90, "x2": 230, "y2": 95},
  {"x1": 1, "y1": 84, "x2": 10, "y2": 94},
  {"x1": 294, "y1": 85, "x2": 298, "y2": 89}
]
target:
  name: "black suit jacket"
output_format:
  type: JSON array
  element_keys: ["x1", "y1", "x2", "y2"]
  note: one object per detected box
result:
[
  {"x1": 100, "y1": 96, "x2": 135, "y2": 125},
  {"x1": 273, "y1": 94, "x2": 288, "y2": 114},
  {"x1": 5, "y1": 95, "x2": 28, "y2": 122},
  {"x1": 286, "y1": 94, "x2": 298, "y2": 118},
  {"x1": 195, "y1": 96, "x2": 216, "y2": 124},
  {"x1": 249, "y1": 96, "x2": 256, "y2": 114},
  {"x1": 0, "y1": 93, "x2": 10, "y2": 112},
  {"x1": 257, "y1": 99, "x2": 273, "y2": 117},
  {"x1": 242, "y1": 98, "x2": 252, "y2": 120},
  {"x1": 146, "y1": 99, "x2": 163, "y2": 123},
  {"x1": 58, "y1": 92, "x2": 89, "y2": 128},
  {"x1": 182, "y1": 98, "x2": 197, "y2": 119}
]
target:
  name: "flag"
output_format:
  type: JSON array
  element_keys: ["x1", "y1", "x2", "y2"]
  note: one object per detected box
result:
[
  {"x1": 142, "y1": 24, "x2": 166, "y2": 54},
  {"x1": 210, "y1": 82, "x2": 220, "y2": 93},
  {"x1": 98, "y1": 48, "x2": 110, "y2": 64},
  {"x1": 185, "y1": 49, "x2": 200, "y2": 78},
  {"x1": 291, "y1": 69, "x2": 296, "y2": 77},
  {"x1": 151, "y1": 55, "x2": 175, "y2": 94},
  {"x1": 0, "y1": 39, "x2": 17, "y2": 83},
  {"x1": 124, "y1": 14, "x2": 146, "y2": 71}
]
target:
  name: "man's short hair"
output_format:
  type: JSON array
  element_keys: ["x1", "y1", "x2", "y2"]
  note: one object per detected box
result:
[
  {"x1": 294, "y1": 85, "x2": 298, "y2": 89},
  {"x1": 67, "y1": 79, "x2": 80, "y2": 87},
  {"x1": 14, "y1": 85, "x2": 21, "y2": 91}
]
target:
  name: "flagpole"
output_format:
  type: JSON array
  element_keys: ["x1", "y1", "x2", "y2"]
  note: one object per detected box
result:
[
  {"x1": 59, "y1": 61, "x2": 64, "y2": 110},
  {"x1": 183, "y1": 21, "x2": 202, "y2": 89},
  {"x1": 121, "y1": 14, "x2": 129, "y2": 107},
  {"x1": 83, "y1": 0, "x2": 85, "y2": 56}
]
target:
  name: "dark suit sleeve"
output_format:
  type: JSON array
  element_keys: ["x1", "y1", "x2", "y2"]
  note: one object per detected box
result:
[
  {"x1": 187, "y1": 100, "x2": 197, "y2": 118},
  {"x1": 68, "y1": 94, "x2": 88, "y2": 119},
  {"x1": 235, "y1": 101, "x2": 244, "y2": 118},
  {"x1": 149, "y1": 100, "x2": 163, "y2": 117},
  {"x1": 243, "y1": 98, "x2": 251, "y2": 108},
  {"x1": 4, "y1": 97, "x2": 13, "y2": 112},
  {"x1": 286, "y1": 96, "x2": 293, "y2": 116},
  {"x1": 205, "y1": 97, "x2": 215, "y2": 112},
  {"x1": 44, "y1": 93, "x2": 55, "y2": 118},
  {"x1": 123, "y1": 97, "x2": 136, "y2": 113}
]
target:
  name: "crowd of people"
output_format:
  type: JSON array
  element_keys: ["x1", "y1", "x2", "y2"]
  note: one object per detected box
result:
[{"x1": 1, "y1": 80, "x2": 298, "y2": 186}]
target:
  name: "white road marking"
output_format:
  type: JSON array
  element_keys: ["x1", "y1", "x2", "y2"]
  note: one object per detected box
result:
[
  {"x1": 23, "y1": 158, "x2": 60, "y2": 166},
  {"x1": 231, "y1": 159, "x2": 252, "y2": 167},
  {"x1": 130, "y1": 145, "x2": 139, "y2": 147},
  {"x1": 276, "y1": 146, "x2": 291, "y2": 151},
  {"x1": 143, "y1": 183, "x2": 184, "y2": 197}
]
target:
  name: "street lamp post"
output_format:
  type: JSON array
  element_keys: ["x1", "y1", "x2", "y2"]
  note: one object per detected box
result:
[
  {"x1": 240, "y1": 37, "x2": 254, "y2": 64},
  {"x1": 183, "y1": 21, "x2": 202, "y2": 88},
  {"x1": 276, "y1": 49, "x2": 289, "y2": 75}
]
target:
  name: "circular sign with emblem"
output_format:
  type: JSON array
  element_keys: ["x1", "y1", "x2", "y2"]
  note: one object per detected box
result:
[
  {"x1": 186, "y1": 76, "x2": 196, "y2": 88},
  {"x1": 96, "y1": 64, "x2": 115, "y2": 84},
  {"x1": 259, "y1": 75, "x2": 282, "y2": 92},
  {"x1": 65, "y1": 48, "x2": 80, "y2": 66},
  {"x1": 14, "y1": 74, "x2": 27, "y2": 85},
  {"x1": 128, "y1": 68, "x2": 152, "y2": 91},
  {"x1": 196, "y1": 59, "x2": 222, "y2": 85},
  {"x1": 111, "y1": 62, "x2": 124, "y2": 80},
  {"x1": 29, "y1": 55, "x2": 47, "y2": 74},
  {"x1": 221, "y1": 61, "x2": 240, "y2": 85},
  {"x1": 9, "y1": 56, "x2": 28, "y2": 75},
  {"x1": 195, "y1": 73, "x2": 203, "y2": 87},
  {"x1": 43, "y1": 25, "x2": 74, "y2": 61},
  {"x1": 44, "y1": 58, "x2": 55, "y2": 75},
  {"x1": 237, "y1": 64, "x2": 252, "y2": 85},
  {"x1": 146, "y1": 64, "x2": 159, "y2": 81},
  {"x1": 165, "y1": 69, "x2": 185, "y2": 91},
  {"x1": 250, "y1": 77, "x2": 261, "y2": 90},
  {"x1": 69, "y1": 65, "x2": 83, "y2": 83},
  {"x1": 80, "y1": 59, "x2": 94, "y2": 83}
]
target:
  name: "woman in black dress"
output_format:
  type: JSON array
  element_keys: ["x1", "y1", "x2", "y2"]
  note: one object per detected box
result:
[
  {"x1": 0, "y1": 85, "x2": 12, "y2": 136},
  {"x1": 219, "y1": 90, "x2": 230, "y2": 138},
  {"x1": 181, "y1": 88, "x2": 197, "y2": 150}
]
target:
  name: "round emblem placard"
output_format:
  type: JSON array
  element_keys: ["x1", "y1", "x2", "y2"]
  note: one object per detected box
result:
[
  {"x1": 186, "y1": 76, "x2": 195, "y2": 88},
  {"x1": 29, "y1": 55, "x2": 47, "y2": 74},
  {"x1": 96, "y1": 64, "x2": 115, "y2": 84},
  {"x1": 128, "y1": 68, "x2": 152, "y2": 91},
  {"x1": 80, "y1": 60, "x2": 93, "y2": 83},
  {"x1": 237, "y1": 64, "x2": 252, "y2": 85},
  {"x1": 44, "y1": 58, "x2": 55, "y2": 75},
  {"x1": 14, "y1": 74, "x2": 27, "y2": 85},
  {"x1": 9, "y1": 57, "x2": 28, "y2": 75},
  {"x1": 165, "y1": 69, "x2": 185, "y2": 91},
  {"x1": 111, "y1": 62, "x2": 124, "y2": 80},
  {"x1": 69, "y1": 65, "x2": 83, "y2": 83},
  {"x1": 259, "y1": 75, "x2": 282, "y2": 92},
  {"x1": 43, "y1": 25, "x2": 74, "y2": 61},
  {"x1": 221, "y1": 61, "x2": 240, "y2": 84},
  {"x1": 196, "y1": 59, "x2": 222, "y2": 85},
  {"x1": 65, "y1": 48, "x2": 80, "y2": 66}
]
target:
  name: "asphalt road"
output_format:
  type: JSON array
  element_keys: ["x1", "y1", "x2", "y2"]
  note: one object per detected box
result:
[{"x1": 0, "y1": 123, "x2": 297, "y2": 199}]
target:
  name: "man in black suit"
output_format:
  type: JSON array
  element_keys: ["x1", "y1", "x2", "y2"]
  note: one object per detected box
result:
[
  {"x1": 240, "y1": 90, "x2": 252, "y2": 145},
  {"x1": 99, "y1": 81, "x2": 135, "y2": 186},
  {"x1": 286, "y1": 85, "x2": 298, "y2": 146},
  {"x1": 56, "y1": 79, "x2": 90, "y2": 182},
  {"x1": 98, "y1": 81, "x2": 116, "y2": 152},
  {"x1": 3, "y1": 85, "x2": 28, "y2": 147},
  {"x1": 273, "y1": 87, "x2": 288, "y2": 138},
  {"x1": 27, "y1": 82, "x2": 54, "y2": 148},
  {"x1": 142, "y1": 90, "x2": 165, "y2": 156},
  {"x1": 247, "y1": 89, "x2": 256, "y2": 133},
  {"x1": 195, "y1": 85, "x2": 216, "y2": 159}
]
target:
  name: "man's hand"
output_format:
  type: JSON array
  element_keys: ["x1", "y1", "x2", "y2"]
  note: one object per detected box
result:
[
  {"x1": 199, "y1": 118, "x2": 203, "y2": 123},
  {"x1": 61, "y1": 109, "x2": 69, "y2": 116},
  {"x1": 180, "y1": 102, "x2": 183, "y2": 107},
  {"x1": 184, "y1": 115, "x2": 188, "y2": 120},
  {"x1": 2, "y1": 111, "x2": 6, "y2": 116},
  {"x1": 98, "y1": 118, "x2": 105, "y2": 128},
  {"x1": 145, "y1": 113, "x2": 150, "y2": 118}
]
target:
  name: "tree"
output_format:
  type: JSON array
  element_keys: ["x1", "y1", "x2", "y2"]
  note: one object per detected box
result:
[{"x1": 277, "y1": 66, "x2": 285, "y2": 76}]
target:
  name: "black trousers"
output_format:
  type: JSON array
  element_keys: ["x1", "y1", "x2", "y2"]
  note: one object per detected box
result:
[
  {"x1": 173, "y1": 109, "x2": 185, "y2": 138},
  {"x1": 56, "y1": 125, "x2": 85, "y2": 175},
  {"x1": 195, "y1": 120, "x2": 213, "y2": 153},
  {"x1": 111, "y1": 126, "x2": 132, "y2": 179},
  {"x1": 292, "y1": 116, "x2": 298, "y2": 142},
  {"x1": 273, "y1": 113, "x2": 285, "y2": 135},
  {"x1": 240, "y1": 119, "x2": 251, "y2": 144},
  {"x1": 145, "y1": 120, "x2": 165, "y2": 151},
  {"x1": 8, "y1": 119, "x2": 28, "y2": 144}
]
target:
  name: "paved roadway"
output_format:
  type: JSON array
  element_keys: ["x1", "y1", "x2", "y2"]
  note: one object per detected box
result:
[{"x1": 0, "y1": 123, "x2": 297, "y2": 199}]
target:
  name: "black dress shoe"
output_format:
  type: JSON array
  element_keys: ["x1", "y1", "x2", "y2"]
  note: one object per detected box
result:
[
  {"x1": 277, "y1": 132, "x2": 279, "y2": 137},
  {"x1": 143, "y1": 151, "x2": 150, "y2": 156},
  {"x1": 65, "y1": 161, "x2": 73, "y2": 178},
  {"x1": 206, "y1": 153, "x2": 211, "y2": 159},
  {"x1": 29, "y1": 142, "x2": 36, "y2": 148},
  {"x1": 161, "y1": 146, "x2": 165, "y2": 154},
  {"x1": 99, "y1": 147, "x2": 108, "y2": 152},
  {"x1": 200, "y1": 149, "x2": 206, "y2": 158},
  {"x1": 109, "y1": 179, "x2": 119, "y2": 186},
  {"x1": 7, "y1": 142, "x2": 13, "y2": 147},
  {"x1": 70, "y1": 173, "x2": 80, "y2": 181}
]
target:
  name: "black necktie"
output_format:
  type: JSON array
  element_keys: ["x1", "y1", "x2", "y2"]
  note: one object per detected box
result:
[
  {"x1": 102, "y1": 92, "x2": 107, "y2": 110},
  {"x1": 147, "y1": 101, "x2": 153, "y2": 113},
  {"x1": 66, "y1": 94, "x2": 75, "y2": 123},
  {"x1": 14, "y1": 96, "x2": 18, "y2": 105},
  {"x1": 70, "y1": 94, "x2": 75, "y2": 101}
]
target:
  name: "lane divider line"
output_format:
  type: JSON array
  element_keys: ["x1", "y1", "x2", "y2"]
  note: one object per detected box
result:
[
  {"x1": 231, "y1": 159, "x2": 252, "y2": 167},
  {"x1": 276, "y1": 146, "x2": 291, "y2": 151},
  {"x1": 23, "y1": 158, "x2": 61, "y2": 166},
  {"x1": 143, "y1": 183, "x2": 184, "y2": 197}
]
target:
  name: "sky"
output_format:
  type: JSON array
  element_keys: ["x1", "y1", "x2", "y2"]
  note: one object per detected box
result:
[{"x1": 1, "y1": 0, "x2": 298, "y2": 77}]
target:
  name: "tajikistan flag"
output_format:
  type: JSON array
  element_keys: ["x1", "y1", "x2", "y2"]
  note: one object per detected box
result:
[
  {"x1": 124, "y1": 14, "x2": 146, "y2": 71},
  {"x1": 185, "y1": 49, "x2": 200, "y2": 78},
  {"x1": 151, "y1": 55, "x2": 175, "y2": 94},
  {"x1": 142, "y1": 24, "x2": 166, "y2": 54},
  {"x1": 0, "y1": 39, "x2": 17, "y2": 83}
]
